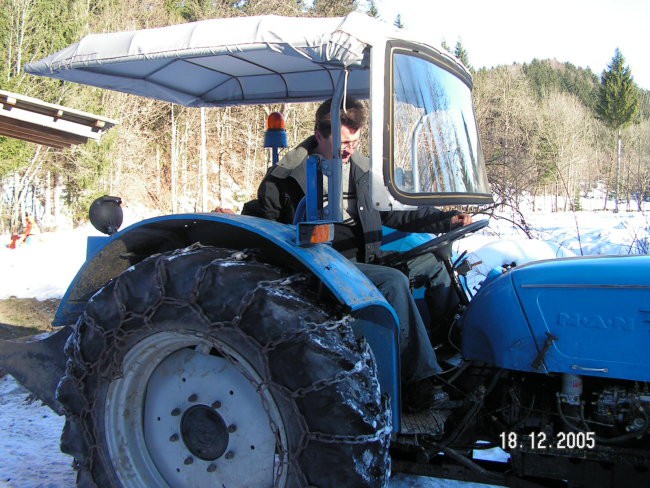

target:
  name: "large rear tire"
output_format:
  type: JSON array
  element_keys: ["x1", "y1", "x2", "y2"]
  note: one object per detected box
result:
[{"x1": 57, "y1": 244, "x2": 391, "y2": 487}]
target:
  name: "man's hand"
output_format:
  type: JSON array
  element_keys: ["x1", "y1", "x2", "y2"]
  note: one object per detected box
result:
[
  {"x1": 450, "y1": 213, "x2": 472, "y2": 229},
  {"x1": 212, "y1": 207, "x2": 235, "y2": 214}
]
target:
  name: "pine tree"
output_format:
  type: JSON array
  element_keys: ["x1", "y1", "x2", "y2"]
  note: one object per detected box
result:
[
  {"x1": 454, "y1": 39, "x2": 471, "y2": 70},
  {"x1": 596, "y1": 48, "x2": 639, "y2": 211},
  {"x1": 597, "y1": 49, "x2": 639, "y2": 129},
  {"x1": 310, "y1": 0, "x2": 357, "y2": 16},
  {"x1": 367, "y1": 0, "x2": 379, "y2": 17}
]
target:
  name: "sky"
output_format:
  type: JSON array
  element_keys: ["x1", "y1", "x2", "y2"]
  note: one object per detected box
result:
[{"x1": 370, "y1": 0, "x2": 650, "y2": 90}]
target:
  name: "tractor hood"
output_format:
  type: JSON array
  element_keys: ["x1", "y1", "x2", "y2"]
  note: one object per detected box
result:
[{"x1": 461, "y1": 255, "x2": 650, "y2": 381}]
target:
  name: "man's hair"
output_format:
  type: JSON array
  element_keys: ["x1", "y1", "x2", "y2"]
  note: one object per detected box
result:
[{"x1": 314, "y1": 97, "x2": 367, "y2": 137}]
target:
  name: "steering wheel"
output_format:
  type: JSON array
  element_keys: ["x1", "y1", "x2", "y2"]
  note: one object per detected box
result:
[{"x1": 381, "y1": 219, "x2": 489, "y2": 268}]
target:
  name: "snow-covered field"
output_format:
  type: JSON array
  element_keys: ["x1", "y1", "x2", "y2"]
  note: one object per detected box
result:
[{"x1": 0, "y1": 208, "x2": 648, "y2": 487}]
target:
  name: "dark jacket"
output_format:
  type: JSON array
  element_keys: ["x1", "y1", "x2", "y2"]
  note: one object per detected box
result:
[{"x1": 253, "y1": 136, "x2": 459, "y2": 263}]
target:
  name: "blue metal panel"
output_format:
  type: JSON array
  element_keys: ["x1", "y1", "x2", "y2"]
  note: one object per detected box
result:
[
  {"x1": 460, "y1": 271, "x2": 543, "y2": 372},
  {"x1": 86, "y1": 235, "x2": 110, "y2": 260},
  {"x1": 320, "y1": 157, "x2": 342, "y2": 222},
  {"x1": 381, "y1": 226, "x2": 435, "y2": 252},
  {"x1": 513, "y1": 255, "x2": 650, "y2": 381},
  {"x1": 264, "y1": 129, "x2": 288, "y2": 165},
  {"x1": 461, "y1": 255, "x2": 650, "y2": 382},
  {"x1": 352, "y1": 305, "x2": 402, "y2": 430},
  {"x1": 305, "y1": 155, "x2": 322, "y2": 222}
]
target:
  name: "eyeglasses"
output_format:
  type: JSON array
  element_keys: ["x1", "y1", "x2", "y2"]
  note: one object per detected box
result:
[{"x1": 340, "y1": 140, "x2": 360, "y2": 150}]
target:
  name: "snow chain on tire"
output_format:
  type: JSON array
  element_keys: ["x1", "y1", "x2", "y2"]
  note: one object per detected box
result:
[{"x1": 56, "y1": 244, "x2": 392, "y2": 487}]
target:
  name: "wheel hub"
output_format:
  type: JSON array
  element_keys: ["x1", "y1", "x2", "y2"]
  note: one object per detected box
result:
[
  {"x1": 104, "y1": 333, "x2": 287, "y2": 488},
  {"x1": 181, "y1": 405, "x2": 229, "y2": 461},
  {"x1": 143, "y1": 346, "x2": 277, "y2": 486}
]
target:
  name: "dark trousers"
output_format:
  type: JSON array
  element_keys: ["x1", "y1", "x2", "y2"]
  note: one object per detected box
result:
[{"x1": 356, "y1": 262, "x2": 441, "y2": 384}]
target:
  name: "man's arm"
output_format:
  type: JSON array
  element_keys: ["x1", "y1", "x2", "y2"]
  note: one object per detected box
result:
[
  {"x1": 257, "y1": 174, "x2": 284, "y2": 222},
  {"x1": 380, "y1": 207, "x2": 471, "y2": 234}
]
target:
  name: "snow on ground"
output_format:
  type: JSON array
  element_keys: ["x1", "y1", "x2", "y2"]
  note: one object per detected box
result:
[
  {"x1": 0, "y1": 375, "x2": 500, "y2": 488},
  {"x1": 0, "y1": 208, "x2": 648, "y2": 487},
  {"x1": 0, "y1": 376, "x2": 75, "y2": 488},
  {"x1": 0, "y1": 226, "x2": 98, "y2": 300}
]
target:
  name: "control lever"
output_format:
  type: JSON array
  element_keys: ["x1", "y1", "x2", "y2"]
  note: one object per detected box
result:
[{"x1": 453, "y1": 250, "x2": 482, "y2": 277}]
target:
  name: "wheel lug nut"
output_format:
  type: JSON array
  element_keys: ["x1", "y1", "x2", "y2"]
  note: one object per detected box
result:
[
  {"x1": 169, "y1": 433, "x2": 179, "y2": 442},
  {"x1": 225, "y1": 451, "x2": 234, "y2": 460},
  {"x1": 184, "y1": 456, "x2": 194, "y2": 465},
  {"x1": 211, "y1": 400, "x2": 221, "y2": 409},
  {"x1": 188, "y1": 393, "x2": 198, "y2": 402},
  {"x1": 228, "y1": 424, "x2": 237, "y2": 433},
  {"x1": 207, "y1": 463, "x2": 217, "y2": 473},
  {"x1": 171, "y1": 407, "x2": 181, "y2": 416}
]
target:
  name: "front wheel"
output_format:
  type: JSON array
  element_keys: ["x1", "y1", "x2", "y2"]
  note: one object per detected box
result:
[{"x1": 57, "y1": 245, "x2": 391, "y2": 487}]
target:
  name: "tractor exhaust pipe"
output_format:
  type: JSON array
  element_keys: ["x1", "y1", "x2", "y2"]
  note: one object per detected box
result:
[{"x1": 0, "y1": 326, "x2": 71, "y2": 414}]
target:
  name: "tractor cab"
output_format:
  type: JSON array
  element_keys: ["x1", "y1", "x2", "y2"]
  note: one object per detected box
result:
[
  {"x1": 27, "y1": 13, "x2": 492, "y2": 223},
  {"x1": 369, "y1": 42, "x2": 492, "y2": 210}
]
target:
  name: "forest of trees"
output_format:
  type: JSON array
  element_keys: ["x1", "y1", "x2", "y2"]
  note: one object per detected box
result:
[{"x1": 1, "y1": 0, "x2": 649, "y2": 235}]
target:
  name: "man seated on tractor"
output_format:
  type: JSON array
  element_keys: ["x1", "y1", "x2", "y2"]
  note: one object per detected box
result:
[{"x1": 245, "y1": 97, "x2": 472, "y2": 411}]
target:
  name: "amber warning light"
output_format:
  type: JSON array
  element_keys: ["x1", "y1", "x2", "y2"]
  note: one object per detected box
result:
[
  {"x1": 264, "y1": 112, "x2": 288, "y2": 163},
  {"x1": 266, "y1": 112, "x2": 286, "y2": 130},
  {"x1": 297, "y1": 223, "x2": 334, "y2": 246}
]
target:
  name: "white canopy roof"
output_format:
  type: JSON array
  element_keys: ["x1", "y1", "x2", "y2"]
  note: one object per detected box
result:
[
  {"x1": 25, "y1": 13, "x2": 384, "y2": 106},
  {"x1": 25, "y1": 13, "x2": 456, "y2": 107}
]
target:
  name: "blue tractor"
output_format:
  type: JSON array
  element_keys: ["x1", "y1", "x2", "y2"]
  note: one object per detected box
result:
[{"x1": 2, "y1": 13, "x2": 649, "y2": 488}]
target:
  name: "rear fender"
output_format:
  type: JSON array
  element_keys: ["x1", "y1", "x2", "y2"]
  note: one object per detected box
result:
[{"x1": 56, "y1": 213, "x2": 402, "y2": 427}]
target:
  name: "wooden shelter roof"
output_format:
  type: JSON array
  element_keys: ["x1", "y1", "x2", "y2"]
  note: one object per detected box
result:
[{"x1": 0, "y1": 90, "x2": 117, "y2": 148}]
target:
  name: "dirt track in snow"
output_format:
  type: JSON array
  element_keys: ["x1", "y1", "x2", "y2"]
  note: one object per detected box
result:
[{"x1": 0, "y1": 298, "x2": 59, "y2": 340}]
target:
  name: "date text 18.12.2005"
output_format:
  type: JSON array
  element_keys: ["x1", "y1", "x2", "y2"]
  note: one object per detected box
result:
[{"x1": 499, "y1": 431, "x2": 596, "y2": 450}]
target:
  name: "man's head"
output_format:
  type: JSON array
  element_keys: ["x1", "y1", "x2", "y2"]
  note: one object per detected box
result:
[{"x1": 314, "y1": 97, "x2": 367, "y2": 163}]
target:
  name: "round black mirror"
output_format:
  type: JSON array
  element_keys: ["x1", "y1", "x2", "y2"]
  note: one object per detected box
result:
[{"x1": 89, "y1": 195, "x2": 123, "y2": 235}]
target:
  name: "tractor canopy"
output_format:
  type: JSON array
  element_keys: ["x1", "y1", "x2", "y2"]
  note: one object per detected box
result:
[{"x1": 26, "y1": 12, "x2": 492, "y2": 209}]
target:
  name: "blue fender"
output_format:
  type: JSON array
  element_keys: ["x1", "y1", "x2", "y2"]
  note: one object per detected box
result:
[{"x1": 57, "y1": 213, "x2": 402, "y2": 429}]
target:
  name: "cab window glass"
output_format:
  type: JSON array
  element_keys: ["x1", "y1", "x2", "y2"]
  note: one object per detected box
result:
[{"x1": 391, "y1": 52, "x2": 490, "y2": 196}]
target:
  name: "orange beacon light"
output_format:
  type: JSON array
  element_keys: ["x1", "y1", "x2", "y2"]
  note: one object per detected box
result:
[{"x1": 264, "y1": 112, "x2": 288, "y2": 165}]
